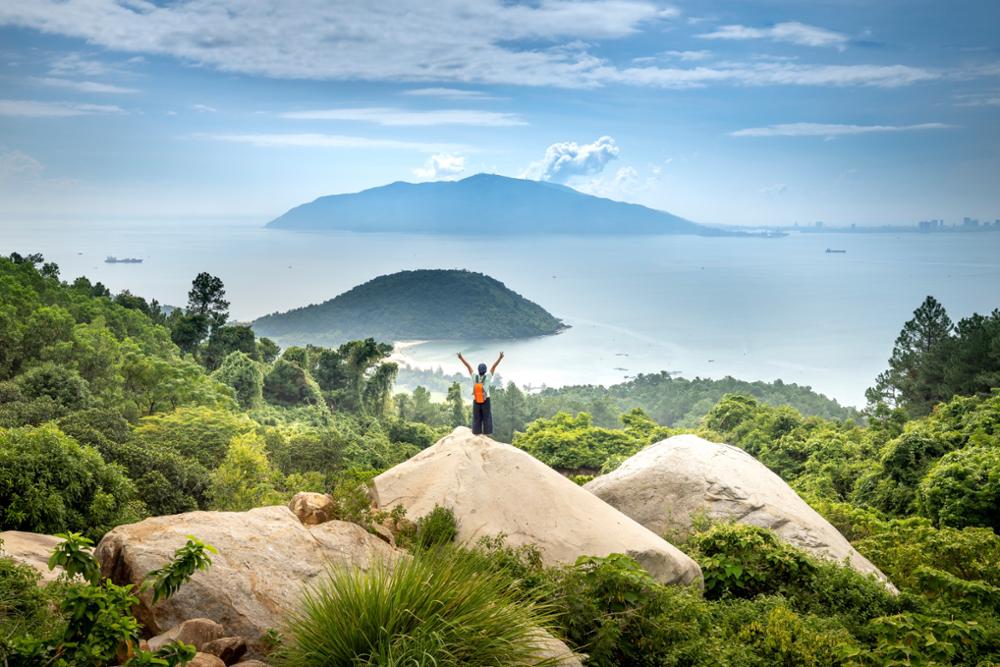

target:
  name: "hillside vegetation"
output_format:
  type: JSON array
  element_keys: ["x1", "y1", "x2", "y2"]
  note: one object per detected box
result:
[
  {"x1": 1, "y1": 252, "x2": 998, "y2": 666},
  {"x1": 253, "y1": 269, "x2": 566, "y2": 346}
]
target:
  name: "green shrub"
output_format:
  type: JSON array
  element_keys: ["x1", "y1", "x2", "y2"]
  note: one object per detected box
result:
[
  {"x1": 0, "y1": 424, "x2": 142, "y2": 539},
  {"x1": 686, "y1": 523, "x2": 816, "y2": 600},
  {"x1": 276, "y1": 547, "x2": 558, "y2": 667},
  {"x1": 212, "y1": 351, "x2": 264, "y2": 409},
  {"x1": 918, "y1": 446, "x2": 1000, "y2": 531},
  {"x1": 414, "y1": 505, "x2": 458, "y2": 549},
  {"x1": 209, "y1": 432, "x2": 285, "y2": 511},
  {"x1": 133, "y1": 406, "x2": 255, "y2": 468}
]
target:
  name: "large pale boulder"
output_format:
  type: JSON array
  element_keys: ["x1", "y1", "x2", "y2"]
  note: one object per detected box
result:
[
  {"x1": 372, "y1": 427, "x2": 702, "y2": 586},
  {"x1": 584, "y1": 434, "x2": 894, "y2": 588},
  {"x1": 95, "y1": 506, "x2": 401, "y2": 654},
  {"x1": 0, "y1": 531, "x2": 71, "y2": 582}
]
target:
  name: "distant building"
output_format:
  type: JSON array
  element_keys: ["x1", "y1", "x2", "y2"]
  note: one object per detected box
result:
[{"x1": 963, "y1": 217, "x2": 980, "y2": 228}]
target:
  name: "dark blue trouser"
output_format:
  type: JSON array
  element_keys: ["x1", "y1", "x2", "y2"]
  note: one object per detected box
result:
[{"x1": 472, "y1": 398, "x2": 493, "y2": 435}]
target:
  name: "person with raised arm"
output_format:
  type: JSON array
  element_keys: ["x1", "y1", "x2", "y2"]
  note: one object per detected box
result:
[{"x1": 457, "y1": 351, "x2": 503, "y2": 436}]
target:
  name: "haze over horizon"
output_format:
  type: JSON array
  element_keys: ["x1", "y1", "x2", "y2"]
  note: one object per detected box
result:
[{"x1": 1, "y1": 0, "x2": 998, "y2": 227}]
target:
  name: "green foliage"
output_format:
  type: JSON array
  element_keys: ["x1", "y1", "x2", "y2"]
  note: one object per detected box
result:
[
  {"x1": 145, "y1": 537, "x2": 217, "y2": 604},
  {"x1": 276, "y1": 546, "x2": 558, "y2": 667},
  {"x1": 868, "y1": 296, "x2": 1000, "y2": 416},
  {"x1": 211, "y1": 351, "x2": 264, "y2": 409},
  {"x1": 133, "y1": 406, "x2": 255, "y2": 468},
  {"x1": 513, "y1": 411, "x2": 648, "y2": 471},
  {"x1": 0, "y1": 425, "x2": 141, "y2": 539},
  {"x1": 918, "y1": 445, "x2": 1000, "y2": 531},
  {"x1": 7, "y1": 533, "x2": 211, "y2": 666},
  {"x1": 209, "y1": 432, "x2": 286, "y2": 511},
  {"x1": 263, "y1": 357, "x2": 324, "y2": 407},
  {"x1": 687, "y1": 523, "x2": 817, "y2": 600},
  {"x1": 413, "y1": 505, "x2": 458, "y2": 549}
]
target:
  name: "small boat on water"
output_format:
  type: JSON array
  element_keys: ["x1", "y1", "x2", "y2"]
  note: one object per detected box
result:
[
  {"x1": 105, "y1": 256, "x2": 143, "y2": 263},
  {"x1": 825, "y1": 248, "x2": 847, "y2": 254}
]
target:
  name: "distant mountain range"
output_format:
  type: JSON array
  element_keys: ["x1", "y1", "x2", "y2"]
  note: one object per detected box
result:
[
  {"x1": 252, "y1": 269, "x2": 566, "y2": 346},
  {"x1": 267, "y1": 173, "x2": 724, "y2": 235}
]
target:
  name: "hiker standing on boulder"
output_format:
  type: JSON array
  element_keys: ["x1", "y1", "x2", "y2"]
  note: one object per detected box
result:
[{"x1": 457, "y1": 351, "x2": 503, "y2": 436}]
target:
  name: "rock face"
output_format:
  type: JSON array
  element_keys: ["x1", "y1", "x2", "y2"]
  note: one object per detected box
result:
[
  {"x1": 0, "y1": 531, "x2": 69, "y2": 582},
  {"x1": 147, "y1": 618, "x2": 224, "y2": 652},
  {"x1": 372, "y1": 427, "x2": 702, "y2": 586},
  {"x1": 95, "y1": 506, "x2": 401, "y2": 654},
  {"x1": 287, "y1": 492, "x2": 335, "y2": 525},
  {"x1": 584, "y1": 434, "x2": 894, "y2": 588}
]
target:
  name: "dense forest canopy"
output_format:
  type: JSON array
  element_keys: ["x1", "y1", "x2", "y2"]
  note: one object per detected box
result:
[
  {"x1": 1, "y1": 252, "x2": 999, "y2": 665},
  {"x1": 252, "y1": 269, "x2": 566, "y2": 346}
]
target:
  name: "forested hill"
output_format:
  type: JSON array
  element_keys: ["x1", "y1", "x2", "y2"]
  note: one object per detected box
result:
[
  {"x1": 253, "y1": 269, "x2": 566, "y2": 346},
  {"x1": 266, "y1": 173, "x2": 719, "y2": 235}
]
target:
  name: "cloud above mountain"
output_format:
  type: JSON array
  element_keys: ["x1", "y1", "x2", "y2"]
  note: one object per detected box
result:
[
  {"x1": 522, "y1": 136, "x2": 620, "y2": 183},
  {"x1": 414, "y1": 153, "x2": 465, "y2": 179}
]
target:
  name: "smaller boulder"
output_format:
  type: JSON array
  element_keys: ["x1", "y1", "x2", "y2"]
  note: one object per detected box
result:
[
  {"x1": 148, "y1": 618, "x2": 225, "y2": 652},
  {"x1": 0, "y1": 531, "x2": 73, "y2": 582},
  {"x1": 202, "y1": 636, "x2": 248, "y2": 665},
  {"x1": 188, "y1": 653, "x2": 226, "y2": 667},
  {"x1": 530, "y1": 629, "x2": 583, "y2": 666},
  {"x1": 231, "y1": 662, "x2": 269, "y2": 667},
  {"x1": 288, "y1": 492, "x2": 335, "y2": 525}
]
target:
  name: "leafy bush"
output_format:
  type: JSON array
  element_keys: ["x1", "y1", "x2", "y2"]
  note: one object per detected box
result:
[
  {"x1": 6, "y1": 532, "x2": 212, "y2": 666},
  {"x1": 209, "y1": 432, "x2": 286, "y2": 511},
  {"x1": 918, "y1": 445, "x2": 1000, "y2": 531},
  {"x1": 132, "y1": 406, "x2": 255, "y2": 468},
  {"x1": 414, "y1": 505, "x2": 458, "y2": 549},
  {"x1": 212, "y1": 351, "x2": 264, "y2": 409},
  {"x1": 512, "y1": 411, "x2": 644, "y2": 471},
  {"x1": 686, "y1": 523, "x2": 816, "y2": 600},
  {"x1": 0, "y1": 425, "x2": 142, "y2": 539},
  {"x1": 276, "y1": 547, "x2": 558, "y2": 667}
]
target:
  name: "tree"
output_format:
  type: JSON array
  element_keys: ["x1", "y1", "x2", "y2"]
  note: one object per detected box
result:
[
  {"x1": 209, "y1": 432, "x2": 284, "y2": 511},
  {"x1": 212, "y1": 351, "x2": 264, "y2": 409},
  {"x1": 169, "y1": 311, "x2": 209, "y2": 355},
  {"x1": 446, "y1": 382, "x2": 467, "y2": 427},
  {"x1": 867, "y1": 296, "x2": 953, "y2": 416},
  {"x1": 257, "y1": 336, "x2": 280, "y2": 363},
  {"x1": 918, "y1": 447, "x2": 1000, "y2": 531},
  {"x1": 263, "y1": 358, "x2": 323, "y2": 406},
  {"x1": 204, "y1": 324, "x2": 257, "y2": 370},
  {"x1": 187, "y1": 272, "x2": 229, "y2": 331}
]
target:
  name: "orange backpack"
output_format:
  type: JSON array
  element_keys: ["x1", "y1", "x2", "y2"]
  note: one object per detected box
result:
[{"x1": 473, "y1": 374, "x2": 487, "y2": 404}]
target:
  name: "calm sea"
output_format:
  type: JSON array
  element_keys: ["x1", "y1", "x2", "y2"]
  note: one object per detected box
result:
[{"x1": 3, "y1": 219, "x2": 999, "y2": 407}]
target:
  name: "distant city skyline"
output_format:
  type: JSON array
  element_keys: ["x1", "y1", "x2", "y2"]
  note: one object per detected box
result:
[{"x1": 0, "y1": 0, "x2": 998, "y2": 226}]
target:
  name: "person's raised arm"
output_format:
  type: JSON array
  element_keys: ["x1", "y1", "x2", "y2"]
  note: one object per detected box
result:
[
  {"x1": 490, "y1": 351, "x2": 504, "y2": 375},
  {"x1": 457, "y1": 352, "x2": 473, "y2": 375}
]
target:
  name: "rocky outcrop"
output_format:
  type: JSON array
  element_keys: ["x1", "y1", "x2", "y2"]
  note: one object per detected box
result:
[
  {"x1": 202, "y1": 636, "x2": 248, "y2": 664},
  {"x1": 147, "y1": 618, "x2": 225, "y2": 652},
  {"x1": 0, "y1": 531, "x2": 68, "y2": 582},
  {"x1": 287, "y1": 492, "x2": 335, "y2": 525},
  {"x1": 584, "y1": 434, "x2": 894, "y2": 588},
  {"x1": 372, "y1": 427, "x2": 702, "y2": 586},
  {"x1": 95, "y1": 505, "x2": 401, "y2": 654}
]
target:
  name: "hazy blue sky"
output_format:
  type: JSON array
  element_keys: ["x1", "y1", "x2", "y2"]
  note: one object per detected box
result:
[{"x1": 1, "y1": 0, "x2": 998, "y2": 226}]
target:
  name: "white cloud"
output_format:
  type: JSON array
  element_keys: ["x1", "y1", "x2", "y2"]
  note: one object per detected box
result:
[
  {"x1": 401, "y1": 88, "x2": 499, "y2": 100},
  {"x1": 0, "y1": 148, "x2": 44, "y2": 180},
  {"x1": 759, "y1": 183, "x2": 787, "y2": 196},
  {"x1": 48, "y1": 52, "x2": 116, "y2": 77},
  {"x1": 664, "y1": 49, "x2": 712, "y2": 61},
  {"x1": 201, "y1": 132, "x2": 469, "y2": 153},
  {"x1": 279, "y1": 107, "x2": 526, "y2": 126},
  {"x1": 32, "y1": 76, "x2": 138, "y2": 93},
  {"x1": 0, "y1": 99, "x2": 124, "y2": 117},
  {"x1": 0, "y1": 2, "x2": 938, "y2": 90},
  {"x1": 190, "y1": 103, "x2": 217, "y2": 113},
  {"x1": 954, "y1": 91, "x2": 1000, "y2": 107},
  {"x1": 698, "y1": 21, "x2": 849, "y2": 49},
  {"x1": 731, "y1": 122, "x2": 953, "y2": 138},
  {"x1": 604, "y1": 63, "x2": 936, "y2": 88},
  {"x1": 522, "y1": 136, "x2": 620, "y2": 183},
  {"x1": 413, "y1": 153, "x2": 465, "y2": 179}
]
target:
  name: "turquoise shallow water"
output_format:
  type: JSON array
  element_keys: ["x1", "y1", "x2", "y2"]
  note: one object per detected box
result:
[{"x1": 3, "y1": 219, "x2": 999, "y2": 407}]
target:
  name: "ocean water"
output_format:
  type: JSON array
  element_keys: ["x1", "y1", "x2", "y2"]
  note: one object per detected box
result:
[{"x1": 3, "y1": 219, "x2": 999, "y2": 407}]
